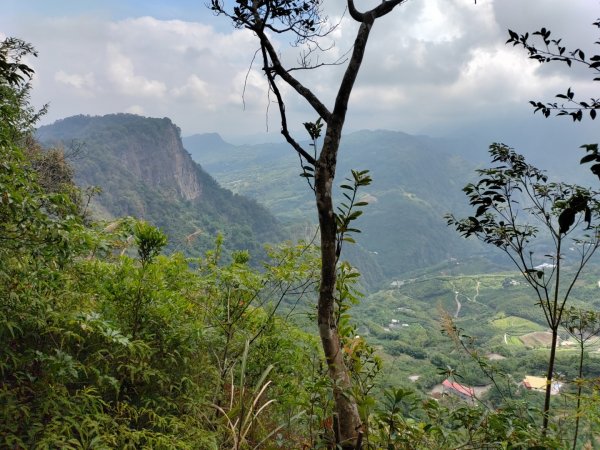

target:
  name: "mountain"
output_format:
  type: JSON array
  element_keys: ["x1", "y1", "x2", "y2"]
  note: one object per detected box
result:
[
  {"x1": 184, "y1": 132, "x2": 235, "y2": 167},
  {"x1": 183, "y1": 129, "x2": 497, "y2": 281},
  {"x1": 36, "y1": 114, "x2": 283, "y2": 258}
]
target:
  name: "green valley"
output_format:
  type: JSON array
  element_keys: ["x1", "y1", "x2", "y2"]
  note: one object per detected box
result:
[
  {"x1": 184, "y1": 130, "x2": 496, "y2": 282},
  {"x1": 25, "y1": 113, "x2": 600, "y2": 449}
]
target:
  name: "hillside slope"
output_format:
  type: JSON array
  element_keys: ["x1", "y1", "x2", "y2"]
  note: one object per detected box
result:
[
  {"x1": 184, "y1": 129, "x2": 492, "y2": 279},
  {"x1": 37, "y1": 114, "x2": 282, "y2": 257}
]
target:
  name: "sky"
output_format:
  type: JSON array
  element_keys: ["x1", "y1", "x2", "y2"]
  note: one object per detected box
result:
[{"x1": 1, "y1": 0, "x2": 598, "y2": 150}]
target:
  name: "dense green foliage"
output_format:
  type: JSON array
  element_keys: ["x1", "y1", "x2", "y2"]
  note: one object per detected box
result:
[
  {"x1": 1, "y1": 138, "x2": 327, "y2": 447},
  {"x1": 1, "y1": 38, "x2": 325, "y2": 449}
]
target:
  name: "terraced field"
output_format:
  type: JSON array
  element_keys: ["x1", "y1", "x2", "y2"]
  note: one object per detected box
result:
[{"x1": 492, "y1": 316, "x2": 546, "y2": 335}]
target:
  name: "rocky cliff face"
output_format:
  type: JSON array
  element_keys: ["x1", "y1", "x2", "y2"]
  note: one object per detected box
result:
[
  {"x1": 36, "y1": 114, "x2": 282, "y2": 257},
  {"x1": 116, "y1": 118, "x2": 201, "y2": 201},
  {"x1": 38, "y1": 114, "x2": 202, "y2": 202}
]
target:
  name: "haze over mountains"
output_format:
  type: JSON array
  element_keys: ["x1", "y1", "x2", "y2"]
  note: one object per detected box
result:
[
  {"x1": 266, "y1": 127, "x2": 600, "y2": 397},
  {"x1": 184, "y1": 128, "x2": 504, "y2": 279}
]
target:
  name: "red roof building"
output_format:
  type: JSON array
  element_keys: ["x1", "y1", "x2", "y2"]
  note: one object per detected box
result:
[{"x1": 442, "y1": 379, "x2": 475, "y2": 401}]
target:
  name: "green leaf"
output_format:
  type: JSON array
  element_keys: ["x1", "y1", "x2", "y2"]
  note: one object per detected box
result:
[{"x1": 348, "y1": 211, "x2": 363, "y2": 220}]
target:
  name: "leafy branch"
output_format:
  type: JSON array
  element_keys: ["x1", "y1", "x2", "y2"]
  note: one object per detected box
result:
[
  {"x1": 446, "y1": 143, "x2": 600, "y2": 431},
  {"x1": 0, "y1": 38, "x2": 36, "y2": 88},
  {"x1": 506, "y1": 20, "x2": 600, "y2": 121},
  {"x1": 335, "y1": 169, "x2": 371, "y2": 260},
  {"x1": 299, "y1": 117, "x2": 323, "y2": 192}
]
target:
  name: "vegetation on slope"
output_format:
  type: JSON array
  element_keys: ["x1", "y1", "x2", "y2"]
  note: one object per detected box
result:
[{"x1": 37, "y1": 113, "x2": 283, "y2": 260}]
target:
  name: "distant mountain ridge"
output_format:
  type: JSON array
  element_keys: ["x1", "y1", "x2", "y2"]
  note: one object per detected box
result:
[
  {"x1": 37, "y1": 114, "x2": 283, "y2": 257},
  {"x1": 35, "y1": 115, "x2": 502, "y2": 283},
  {"x1": 184, "y1": 132, "x2": 233, "y2": 156},
  {"x1": 183, "y1": 129, "x2": 495, "y2": 281}
]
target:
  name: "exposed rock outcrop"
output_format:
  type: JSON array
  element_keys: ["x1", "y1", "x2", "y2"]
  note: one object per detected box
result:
[{"x1": 36, "y1": 113, "x2": 281, "y2": 256}]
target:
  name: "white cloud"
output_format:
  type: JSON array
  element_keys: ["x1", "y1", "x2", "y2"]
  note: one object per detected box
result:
[
  {"x1": 446, "y1": 46, "x2": 566, "y2": 105},
  {"x1": 227, "y1": 68, "x2": 269, "y2": 109},
  {"x1": 171, "y1": 75, "x2": 210, "y2": 103},
  {"x1": 106, "y1": 45, "x2": 167, "y2": 98},
  {"x1": 0, "y1": 0, "x2": 596, "y2": 141},
  {"x1": 54, "y1": 70, "x2": 95, "y2": 93},
  {"x1": 125, "y1": 104, "x2": 146, "y2": 115},
  {"x1": 408, "y1": 0, "x2": 464, "y2": 43}
]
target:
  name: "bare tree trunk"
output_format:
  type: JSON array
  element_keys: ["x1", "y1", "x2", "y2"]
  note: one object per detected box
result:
[
  {"x1": 315, "y1": 132, "x2": 361, "y2": 448},
  {"x1": 572, "y1": 336, "x2": 585, "y2": 450},
  {"x1": 208, "y1": 3, "x2": 408, "y2": 447},
  {"x1": 543, "y1": 328, "x2": 558, "y2": 431}
]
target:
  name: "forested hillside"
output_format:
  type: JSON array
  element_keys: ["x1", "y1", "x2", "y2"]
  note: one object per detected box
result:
[
  {"x1": 37, "y1": 114, "x2": 283, "y2": 259},
  {"x1": 184, "y1": 130, "x2": 494, "y2": 279}
]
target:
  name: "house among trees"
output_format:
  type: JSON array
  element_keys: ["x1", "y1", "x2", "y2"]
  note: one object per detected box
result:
[
  {"x1": 502, "y1": 278, "x2": 520, "y2": 288},
  {"x1": 522, "y1": 376, "x2": 562, "y2": 395},
  {"x1": 442, "y1": 379, "x2": 476, "y2": 402}
]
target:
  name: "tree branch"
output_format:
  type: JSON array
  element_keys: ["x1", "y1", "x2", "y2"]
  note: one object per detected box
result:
[
  {"x1": 348, "y1": 0, "x2": 407, "y2": 22},
  {"x1": 259, "y1": 44, "x2": 317, "y2": 165},
  {"x1": 333, "y1": 1, "x2": 404, "y2": 125},
  {"x1": 259, "y1": 35, "x2": 332, "y2": 123}
]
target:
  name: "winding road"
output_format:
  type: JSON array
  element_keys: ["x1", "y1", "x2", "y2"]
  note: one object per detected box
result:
[
  {"x1": 452, "y1": 280, "x2": 482, "y2": 317},
  {"x1": 454, "y1": 291, "x2": 462, "y2": 318}
]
